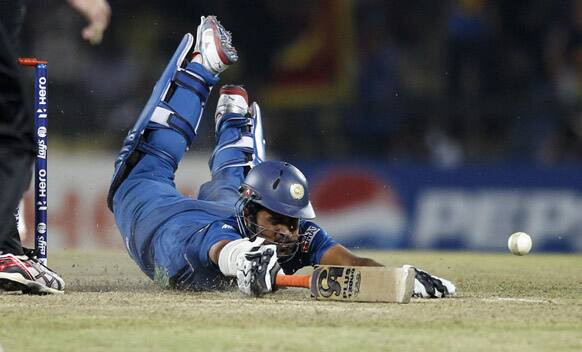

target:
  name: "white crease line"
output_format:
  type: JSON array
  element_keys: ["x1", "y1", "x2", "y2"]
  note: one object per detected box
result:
[{"x1": 481, "y1": 297, "x2": 556, "y2": 303}]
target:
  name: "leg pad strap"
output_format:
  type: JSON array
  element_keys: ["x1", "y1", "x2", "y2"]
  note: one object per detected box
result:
[
  {"x1": 173, "y1": 68, "x2": 211, "y2": 102},
  {"x1": 150, "y1": 105, "x2": 196, "y2": 146}
]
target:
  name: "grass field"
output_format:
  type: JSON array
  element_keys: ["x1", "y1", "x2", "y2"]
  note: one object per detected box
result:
[{"x1": 0, "y1": 250, "x2": 580, "y2": 352}]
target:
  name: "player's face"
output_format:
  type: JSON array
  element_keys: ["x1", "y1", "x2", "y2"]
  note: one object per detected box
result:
[{"x1": 253, "y1": 208, "x2": 300, "y2": 247}]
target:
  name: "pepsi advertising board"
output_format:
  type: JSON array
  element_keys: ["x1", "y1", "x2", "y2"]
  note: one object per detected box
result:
[{"x1": 301, "y1": 162, "x2": 582, "y2": 252}]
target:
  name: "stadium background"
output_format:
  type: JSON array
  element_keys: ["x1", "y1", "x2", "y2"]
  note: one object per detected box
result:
[{"x1": 15, "y1": 0, "x2": 582, "y2": 252}]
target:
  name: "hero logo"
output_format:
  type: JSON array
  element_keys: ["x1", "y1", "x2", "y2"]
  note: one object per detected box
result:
[
  {"x1": 301, "y1": 225, "x2": 320, "y2": 252},
  {"x1": 36, "y1": 200, "x2": 47, "y2": 211},
  {"x1": 37, "y1": 169, "x2": 47, "y2": 198},
  {"x1": 37, "y1": 76, "x2": 47, "y2": 107}
]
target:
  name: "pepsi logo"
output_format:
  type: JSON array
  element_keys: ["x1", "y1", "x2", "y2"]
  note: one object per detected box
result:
[{"x1": 310, "y1": 169, "x2": 406, "y2": 247}]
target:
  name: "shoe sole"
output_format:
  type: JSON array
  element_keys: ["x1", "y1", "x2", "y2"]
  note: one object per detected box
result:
[
  {"x1": 199, "y1": 16, "x2": 236, "y2": 65},
  {"x1": 0, "y1": 272, "x2": 63, "y2": 295},
  {"x1": 208, "y1": 20, "x2": 234, "y2": 65}
]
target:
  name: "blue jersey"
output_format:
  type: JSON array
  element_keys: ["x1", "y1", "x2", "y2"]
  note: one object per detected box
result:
[{"x1": 113, "y1": 154, "x2": 336, "y2": 290}]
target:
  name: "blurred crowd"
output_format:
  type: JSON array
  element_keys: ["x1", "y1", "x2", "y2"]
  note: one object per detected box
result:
[{"x1": 18, "y1": 0, "x2": 582, "y2": 165}]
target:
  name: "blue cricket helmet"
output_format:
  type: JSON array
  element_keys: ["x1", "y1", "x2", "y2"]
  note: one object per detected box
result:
[{"x1": 240, "y1": 161, "x2": 316, "y2": 219}]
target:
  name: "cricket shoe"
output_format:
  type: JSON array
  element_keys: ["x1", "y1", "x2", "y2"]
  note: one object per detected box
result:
[
  {"x1": 192, "y1": 15, "x2": 238, "y2": 75},
  {"x1": 0, "y1": 249, "x2": 65, "y2": 294},
  {"x1": 215, "y1": 85, "x2": 249, "y2": 129}
]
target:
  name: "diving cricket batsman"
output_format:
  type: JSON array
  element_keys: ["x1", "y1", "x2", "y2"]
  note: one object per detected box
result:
[{"x1": 107, "y1": 15, "x2": 456, "y2": 298}]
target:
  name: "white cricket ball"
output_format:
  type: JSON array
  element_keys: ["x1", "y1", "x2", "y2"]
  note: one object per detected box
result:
[{"x1": 507, "y1": 232, "x2": 532, "y2": 256}]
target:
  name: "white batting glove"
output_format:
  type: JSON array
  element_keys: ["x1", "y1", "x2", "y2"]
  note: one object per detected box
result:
[
  {"x1": 236, "y1": 244, "x2": 280, "y2": 297},
  {"x1": 218, "y1": 237, "x2": 265, "y2": 277},
  {"x1": 403, "y1": 265, "x2": 456, "y2": 298}
]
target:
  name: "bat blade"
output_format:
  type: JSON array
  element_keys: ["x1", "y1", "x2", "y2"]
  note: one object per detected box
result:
[{"x1": 276, "y1": 266, "x2": 415, "y2": 303}]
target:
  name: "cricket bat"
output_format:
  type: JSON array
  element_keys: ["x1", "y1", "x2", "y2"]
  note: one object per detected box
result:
[{"x1": 276, "y1": 265, "x2": 415, "y2": 303}]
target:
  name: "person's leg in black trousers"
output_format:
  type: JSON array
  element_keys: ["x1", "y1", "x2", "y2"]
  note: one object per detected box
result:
[
  {"x1": 0, "y1": 1, "x2": 64, "y2": 294},
  {"x1": 0, "y1": 0, "x2": 32, "y2": 256}
]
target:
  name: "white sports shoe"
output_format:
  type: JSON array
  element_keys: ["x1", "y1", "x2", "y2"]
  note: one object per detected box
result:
[
  {"x1": 192, "y1": 15, "x2": 238, "y2": 74},
  {"x1": 0, "y1": 250, "x2": 65, "y2": 294},
  {"x1": 215, "y1": 84, "x2": 249, "y2": 129}
]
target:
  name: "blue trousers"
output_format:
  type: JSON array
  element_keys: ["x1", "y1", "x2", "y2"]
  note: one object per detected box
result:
[{"x1": 112, "y1": 89, "x2": 247, "y2": 289}]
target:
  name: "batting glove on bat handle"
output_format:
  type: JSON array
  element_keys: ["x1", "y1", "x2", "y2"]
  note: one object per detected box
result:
[
  {"x1": 236, "y1": 245, "x2": 280, "y2": 297},
  {"x1": 403, "y1": 265, "x2": 456, "y2": 298}
]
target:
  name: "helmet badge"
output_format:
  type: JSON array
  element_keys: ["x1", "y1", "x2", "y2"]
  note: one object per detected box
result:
[{"x1": 290, "y1": 183, "x2": 305, "y2": 200}]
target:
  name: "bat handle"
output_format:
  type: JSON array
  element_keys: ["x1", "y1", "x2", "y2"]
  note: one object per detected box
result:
[{"x1": 275, "y1": 274, "x2": 311, "y2": 289}]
